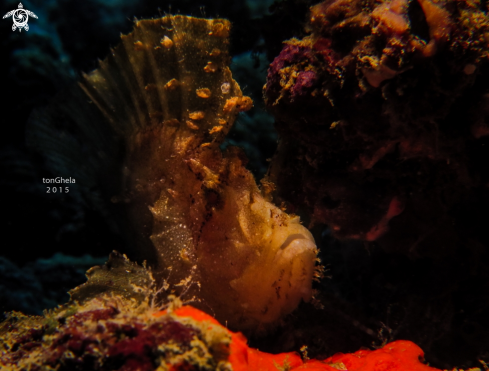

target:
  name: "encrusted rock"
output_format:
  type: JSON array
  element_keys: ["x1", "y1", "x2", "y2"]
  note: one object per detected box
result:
[{"x1": 265, "y1": 0, "x2": 489, "y2": 253}]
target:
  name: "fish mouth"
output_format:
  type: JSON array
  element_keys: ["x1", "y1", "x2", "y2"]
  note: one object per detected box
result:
[
  {"x1": 272, "y1": 233, "x2": 317, "y2": 306},
  {"x1": 279, "y1": 233, "x2": 314, "y2": 250}
]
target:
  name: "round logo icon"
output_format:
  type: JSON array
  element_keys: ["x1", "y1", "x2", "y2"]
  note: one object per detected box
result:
[{"x1": 3, "y1": 3, "x2": 38, "y2": 32}]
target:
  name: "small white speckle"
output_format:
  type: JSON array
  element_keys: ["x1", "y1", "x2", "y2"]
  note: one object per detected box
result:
[{"x1": 221, "y1": 82, "x2": 231, "y2": 94}]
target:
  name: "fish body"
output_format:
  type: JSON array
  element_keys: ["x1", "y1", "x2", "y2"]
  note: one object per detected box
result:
[{"x1": 28, "y1": 15, "x2": 318, "y2": 330}]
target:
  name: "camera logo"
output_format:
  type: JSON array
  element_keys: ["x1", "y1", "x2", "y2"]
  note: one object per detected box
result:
[{"x1": 3, "y1": 3, "x2": 37, "y2": 32}]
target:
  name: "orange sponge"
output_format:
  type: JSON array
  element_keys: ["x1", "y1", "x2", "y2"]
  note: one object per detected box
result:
[{"x1": 168, "y1": 305, "x2": 440, "y2": 371}]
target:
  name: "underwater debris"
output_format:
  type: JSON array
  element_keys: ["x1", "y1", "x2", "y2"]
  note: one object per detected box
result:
[
  {"x1": 264, "y1": 0, "x2": 489, "y2": 253},
  {"x1": 0, "y1": 255, "x2": 462, "y2": 371},
  {"x1": 28, "y1": 14, "x2": 318, "y2": 331}
]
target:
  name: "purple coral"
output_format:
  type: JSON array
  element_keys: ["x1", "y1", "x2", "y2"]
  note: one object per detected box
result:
[
  {"x1": 291, "y1": 70, "x2": 318, "y2": 100},
  {"x1": 265, "y1": 44, "x2": 316, "y2": 103},
  {"x1": 0, "y1": 300, "x2": 225, "y2": 371}
]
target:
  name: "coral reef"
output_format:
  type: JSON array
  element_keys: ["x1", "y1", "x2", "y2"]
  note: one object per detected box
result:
[
  {"x1": 0, "y1": 253, "x2": 460, "y2": 371},
  {"x1": 262, "y1": 0, "x2": 489, "y2": 366},
  {"x1": 265, "y1": 0, "x2": 489, "y2": 249},
  {"x1": 28, "y1": 14, "x2": 318, "y2": 331},
  {"x1": 0, "y1": 253, "x2": 233, "y2": 371}
]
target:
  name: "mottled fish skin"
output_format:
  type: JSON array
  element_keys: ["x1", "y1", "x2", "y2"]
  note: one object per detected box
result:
[{"x1": 28, "y1": 15, "x2": 318, "y2": 331}]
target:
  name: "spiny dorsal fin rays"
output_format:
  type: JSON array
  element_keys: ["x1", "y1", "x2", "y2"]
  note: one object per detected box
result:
[
  {"x1": 30, "y1": 15, "x2": 252, "y2": 216},
  {"x1": 119, "y1": 22, "x2": 168, "y2": 130},
  {"x1": 169, "y1": 16, "x2": 230, "y2": 140},
  {"x1": 102, "y1": 43, "x2": 151, "y2": 133},
  {"x1": 79, "y1": 15, "x2": 246, "y2": 152},
  {"x1": 101, "y1": 39, "x2": 149, "y2": 133},
  {"x1": 80, "y1": 19, "x2": 176, "y2": 137},
  {"x1": 131, "y1": 21, "x2": 173, "y2": 125},
  {"x1": 80, "y1": 60, "x2": 142, "y2": 137}
]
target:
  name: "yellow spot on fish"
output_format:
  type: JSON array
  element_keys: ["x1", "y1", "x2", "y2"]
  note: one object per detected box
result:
[
  {"x1": 186, "y1": 120, "x2": 199, "y2": 130},
  {"x1": 161, "y1": 35, "x2": 173, "y2": 49},
  {"x1": 204, "y1": 62, "x2": 218, "y2": 73},
  {"x1": 196, "y1": 88, "x2": 212, "y2": 98},
  {"x1": 209, "y1": 126, "x2": 224, "y2": 134},
  {"x1": 237, "y1": 96, "x2": 253, "y2": 111},
  {"x1": 134, "y1": 41, "x2": 145, "y2": 50},
  {"x1": 223, "y1": 96, "x2": 253, "y2": 114},
  {"x1": 223, "y1": 97, "x2": 239, "y2": 114},
  {"x1": 189, "y1": 111, "x2": 205, "y2": 120},
  {"x1": 164, "y1": 79, "x2": 180, "y2": 91},
  {"x1": 209, "y1": 22, "x2": 228, "y2": 37}
]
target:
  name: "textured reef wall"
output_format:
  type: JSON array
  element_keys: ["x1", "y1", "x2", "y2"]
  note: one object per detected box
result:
[
  {"x1": 263, "y1": 0, "x2": 489, "y2": 366},
  {"x1": 265, "y1": 0, "x2": 489, "y2": 251}
]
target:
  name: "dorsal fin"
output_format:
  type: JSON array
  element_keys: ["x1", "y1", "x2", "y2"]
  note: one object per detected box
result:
[
  {"x1": 27, "y1": 15, "x2": 250, "y2": 233},
  {"x1": 79, "y1": 16, "x2": 247, "y2": 150}
]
